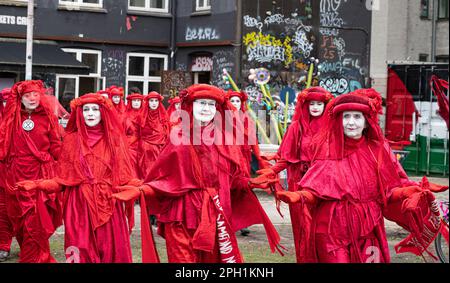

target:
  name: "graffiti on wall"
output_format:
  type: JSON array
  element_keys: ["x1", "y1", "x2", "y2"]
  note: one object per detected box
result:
[
  {"x1": 212, "y1": 50, "x2": 236, "y2": 89},
  {"x1": 185, "y1": 27, "x2": 220, "y2": 41},
  {"x1": 318, "y1": 0, "x2": 369, "y2": 95},
  {"x1": 242, "y1": 0, "x2": 316, "y2": 122},
  {"x1": 191, "y1": 56, "x2": 213, "y2": 72},
  {"x1": 102, "y1": 49, "x2": 126, "y2": 86}
]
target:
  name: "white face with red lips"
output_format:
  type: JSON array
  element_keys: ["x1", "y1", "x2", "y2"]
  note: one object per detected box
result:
[
  {"x1": 149, "y1": 98, "x2": 160, "y2": 110},
  {"x1": 309, "y1": 100, "x2": 325, "y2": 117},
  {"x1": 83, "y1": 103, "x2": 102, "y2": 127},
  {"x1": 230, "y1": 96, "x2": 242, "y2": 110},
  {"x1": 193, "y1": 99, "x2": 217, "y2": 124},
  {"x1": 21, "y1": 91, "x2": 41, "y2": 111},
  {"x1": 343, "y1": 111, "x2": 366, "y2": 139},
  {"x1": 112, "y1": 95, "x2": 121, "y2": 105},
  {"x1": 131, "y1": 99, "x2": 142, "y2": 110}
]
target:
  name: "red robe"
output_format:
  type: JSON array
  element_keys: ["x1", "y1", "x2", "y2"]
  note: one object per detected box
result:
[
  {"x1": 145, "y1": 125, "x2": 282, "y2": 263},
  {"x1": 297, "y1": 137, "x2": 418, "y2": 263},
  {"x1": 270, "y1": 117, "x2": 322, "y2": 262},
  {"x1": 4, "y1": 106, "x2": 62, "y2": 263},
  {"x1": 124, "y1": 109, "x2": 141, "y2": 176},
  {"x1": 0, "y1": 112, "x2": 13, "y2": 253},
  {"x1": 52, "y1": 129, "x2": 134, "y2": 263},
  {"x1": 138, "y1": 109, "x2": 169, "y2": 179}
]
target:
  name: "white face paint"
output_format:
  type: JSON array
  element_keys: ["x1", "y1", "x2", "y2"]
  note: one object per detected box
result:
[
  {"x1": 343, "y1": 111, "x2": 366, "y2": 139},
  {"x1": 148, "y1": 98, "x2": 160, "y2": 110},
  {"x1": 175, "y1": 102, "x2": 181, "y2": 110},
  {"x1": 112, "y1": 95, "x2": 121, "y2": 105},
  {"x1": 21, "y1": 91, "x2": 41, "y2": 111},
  {"x1": 230, "y1": 96, "x2": 242, "y2": 110},
  {"x1": 83, "y1": 103, "x2": 102, "y2": 127},
  {"x1": 131, "y1": 99, "x2": 142, "y2": 110},
  {"x1": 193, "y1": 99, "x2": 217, "y2": 125},
  {"x1": 309, "y1": 100, "x2": 325, "y2": 117}
]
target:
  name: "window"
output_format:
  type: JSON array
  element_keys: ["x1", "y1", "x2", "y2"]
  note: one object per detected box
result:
[
  {"x1": 438, "y1": 0, "x2": 449, "y2": 19},
  {"x1": 196, "y1": 0, "x2": 211, "y2": 11},
  {"x1": 436, "y1": 55, "x2": 449, "y2": 63},
  {"x1": 128, "y1": 0, "x2": 169, "y2": 13},
  {"x1": 126, "y1": 53, "x2": 168, "y2": 96},
  {"x1": 56, "y1": 49, "x2": 105, "y2": 112},
  {"x1": 59, "y1": 0, "x2": 103, "y2": 8},
  {"x1": 419, "y1": 53, "x2": 429, "y2": 62},
  {"x1": 421, "y1": 0, "x2": 430, "y2": 18}
]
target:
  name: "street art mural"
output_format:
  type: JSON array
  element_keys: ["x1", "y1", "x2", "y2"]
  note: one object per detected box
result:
[
  {"x1": 317, "y1": 0, "x2": 371, "y2": 95},
  {"x1": 241, "y1": 0, "x2": 371, "y2": 112}
]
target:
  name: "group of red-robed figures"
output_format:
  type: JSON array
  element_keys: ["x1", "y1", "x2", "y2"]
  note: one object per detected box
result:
[{"x1": 0, "y1": 80, "x2": 447, "y2": 263}]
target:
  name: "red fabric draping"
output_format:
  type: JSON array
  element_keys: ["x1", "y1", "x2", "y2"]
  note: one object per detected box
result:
[
  {"x1": 53, "y1": 94, "x2": 139, "y2": 263},
  {"x1": 1, "y1": 104, "x2": 62, "y2": 262},
  {"x1": 137, "y1": 95, "x2": 169, "y2": 179}
]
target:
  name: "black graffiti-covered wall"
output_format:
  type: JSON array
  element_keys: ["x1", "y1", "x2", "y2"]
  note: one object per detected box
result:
[
  {"x1": 318, "y1": 0, "x2": 371, "y2": 95},
  {"x1": 241, "y1": 0, "x2": 316, "y2": 104},
  {"x1": 241, "y1": 0, "x2": 372, "y2": 100}
]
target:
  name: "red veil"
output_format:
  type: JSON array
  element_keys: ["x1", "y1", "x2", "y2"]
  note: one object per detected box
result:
[
  {"x1": 56, "y1": 93, "x2": 135, "y2": 229},
  {"x1": 0, "y1": 80, "x2": 63, "y2": 160},
  {"x1": 146, "y1": 84, "x2": 283, "y2": 256}
]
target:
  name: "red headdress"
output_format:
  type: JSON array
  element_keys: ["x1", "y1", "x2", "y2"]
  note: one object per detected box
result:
[
  {"x1": 140, "y1": 92, "x2": 169, "y2": 128},
  {"x1": 276, "y1": 87, "x2": 333, "y2": 169},
  {"x1": 167, "y1": 96, "x2": 181, "y2": 124},
  {"x1": 292, "y1": 86, "x2": 333, "y2": 123},
  {"x1": 125, "y1": 93, "x2": 145, "y2": 113},
  {"x1": 107, "y1": 86, "x2": 126, "y2": 114},
  {"x1": 177, "y1": 84, "x2": 244, "y2": 183},
  {"x1": 0, "y1": 80, "x2": 63, "y2": 159},
  {"x1": 225, "y1": 90, "x2": 249, "y2": 112},
  {"x1": 65, "y1": 93, "x2": 132, "y2": 184}
]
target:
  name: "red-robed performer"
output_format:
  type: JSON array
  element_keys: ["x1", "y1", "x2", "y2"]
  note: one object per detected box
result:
[
  {"x1": 167, "y1": 96, "x2": 182, "y2": 128},
  {"x1": 108, "y1": 86, "x2": 126, "y2": 122},
  {"x1": 277, "y1": 90, "x2": 448, "y2": 263},
  {"x1": 124, "y1": 93, "x2": 145, "y2": 175},
  {"x1": 0, "y1": 88, "x2": 14, "y2": 262},
  {"x1": 257, "y1": 87, "x2": 333, "y2": 262},
  {"x1": 16, "y1": 93, "x2": 156, "y2": 263},
  {"x1": 137, "y1": 92, "x2": 169, "y2": 179},
  {"x1": 114, "y1": 84, "x2": 283, "y2": 263},
  {"x1": 226, "y1": 90, "x2": 271, "y2": 236},
  {"x1": 0, "y1": 80, "x2": 63, "y2": 263}
]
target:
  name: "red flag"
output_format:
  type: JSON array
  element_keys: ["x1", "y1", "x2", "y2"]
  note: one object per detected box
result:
[{"x1": 430, "y1": 75, "x2": 449, "y2": 129}]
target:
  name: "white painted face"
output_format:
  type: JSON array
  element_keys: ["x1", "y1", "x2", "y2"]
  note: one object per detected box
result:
[
  {"x1": 309, "y1": 100, "x2": 325, "y2": 117},
  {"x1": 230, "y1": 96, "x2": 242, "y2": 110},
  {"x1": 175, "y1": 102, "x2": 181, "y2": 110},
  {"x1": 83, "y1": 103, "x2": 102, "y2": 127},
  {"x1": 343, "y1": 111, "x2": 366, "y2": 139},
  {"x1": 149, "y1": 98, "x2": 160, "y2": 110},
  {"x1": 131, "y1": 99, "x2": 142, "y2": 110},
  {"x1": 21, "y1": 91, "x2": 41, "y2": 111},
  {"x1": 112, "y1": 95, "x2": 121, "y2": 105},
  {"x1": 193, "y1": 99, "x2": 217, "y2": 124}
]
